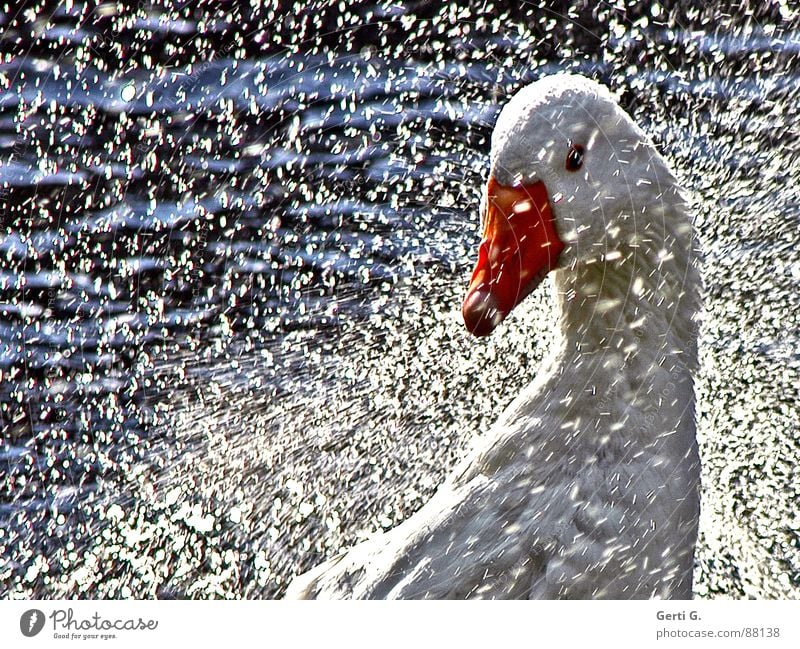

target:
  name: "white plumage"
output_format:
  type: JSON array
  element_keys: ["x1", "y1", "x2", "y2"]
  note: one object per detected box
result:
[{"x1": 286, "y1": 73, "x2": 701, "y2": 599}]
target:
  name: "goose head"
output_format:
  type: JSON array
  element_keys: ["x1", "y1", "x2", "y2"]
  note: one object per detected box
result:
[{"x1": 462, "y1": 73, "x2": 686, "y2": 337}]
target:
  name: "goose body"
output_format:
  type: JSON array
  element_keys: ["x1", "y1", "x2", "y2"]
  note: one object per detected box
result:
[{"x1": 286, "y1": 74, "x2": 701, "y2": 599}]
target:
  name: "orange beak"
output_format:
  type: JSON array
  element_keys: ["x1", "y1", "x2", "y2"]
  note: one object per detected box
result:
[{"x1": 462, "y1": 177, "x2": 564, "y2": 337}]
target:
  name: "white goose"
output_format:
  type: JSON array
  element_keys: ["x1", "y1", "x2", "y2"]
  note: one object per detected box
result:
[{"x1": 286, "y1": 73, "x2": 701, "y2": 599}]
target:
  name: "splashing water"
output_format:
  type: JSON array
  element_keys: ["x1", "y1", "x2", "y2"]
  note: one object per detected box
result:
[{"x1": 1, "y1": 1, "x2": 799, "y2": 598}]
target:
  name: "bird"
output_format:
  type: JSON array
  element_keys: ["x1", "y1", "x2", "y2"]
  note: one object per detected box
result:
[{"x1": 285, "y1": 73, "x2": 702, "y2": 599}]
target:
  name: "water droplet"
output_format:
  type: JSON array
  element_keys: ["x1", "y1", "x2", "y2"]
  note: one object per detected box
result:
[{"x1": 120, "y1": 83, "x2": 136, "y2": 102}]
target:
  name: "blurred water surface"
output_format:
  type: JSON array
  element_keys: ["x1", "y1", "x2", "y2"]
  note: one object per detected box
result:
[{"x1": 0, "y1": 1, "x2": 798, "y2": 598}]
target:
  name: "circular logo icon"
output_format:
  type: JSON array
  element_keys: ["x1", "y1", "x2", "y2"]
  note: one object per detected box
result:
[{"x1": 20, "y1": 609, "x2": 45, "y2": 637}]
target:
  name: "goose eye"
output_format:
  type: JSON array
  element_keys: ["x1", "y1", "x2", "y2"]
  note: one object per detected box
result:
[{"x1": 565, "y1": 143, "x2": 585, "y2": 172}]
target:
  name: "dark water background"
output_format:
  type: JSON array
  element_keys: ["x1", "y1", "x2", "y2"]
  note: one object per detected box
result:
[{"x1": 1, "y1": 0, "x2": 799, "y2": 598}]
